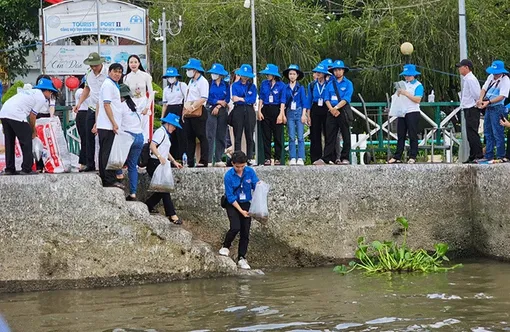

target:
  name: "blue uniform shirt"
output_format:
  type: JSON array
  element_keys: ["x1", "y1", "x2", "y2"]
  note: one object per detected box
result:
[
  {"x1": 283, "y1": 82, "x2": 307, "y2": 110},
  {"x1": 208, "y1": 80, "x2": 230, "y2": 106},
  {"x1": 231, "y1": 81, "x2": 258, "y2": 105},
  {"x1": 306, "y1": 80, "x2": 327, "y2": 109},
  {"x1": 224, "y1": 166, "x2": 260, "y2": 204},
  {"x1": 324, "y1": 77, "x2": 354, "y2": 107},
  {"x1": 259, "y1": 79, "x2": 286, "y2": 105}
]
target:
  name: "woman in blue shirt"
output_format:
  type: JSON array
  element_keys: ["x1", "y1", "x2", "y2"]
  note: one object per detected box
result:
[
  {"x1": 258, "y1": 64, "x2": 286, "y2": 166},
  {"x1": 283, "y1": 64, "x2": 307, "y2": 166},
  {"x1": 230, "y1": 64, "x2": 258, "y2": 164},
  {"x1": 206, "y1": 63, "x2": 230, "y2": 167},
  {"x1": 219, "y1": 151, "x2": 260, "y2": 270}
]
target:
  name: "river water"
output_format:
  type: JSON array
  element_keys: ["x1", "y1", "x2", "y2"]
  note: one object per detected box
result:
[{"x1": 0, "y1": 260, "x2": 509, "y2": 331}]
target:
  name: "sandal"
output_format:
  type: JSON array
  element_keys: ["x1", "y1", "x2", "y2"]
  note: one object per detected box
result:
[
  {"x1": 408, "y1": 158, "x2": 416, "y2": 164},
  {"x1": 387, "y1": 158, "x2": 402, "y2": 164},
  {"x1": 264, "y1": 159, "x2": 271, "y2": 166},
  {"x1": 169, "y1": 217, "x2": 183, "y2": 225},
  {"x1": 116, "y1": 174, "x2": 125, "y2": 180},
  {"x1": 274, "y1": 160, "x2": 281, "y2": 166}
]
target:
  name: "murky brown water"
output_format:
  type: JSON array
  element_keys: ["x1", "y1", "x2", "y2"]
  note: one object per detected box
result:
[{"x1": 0, "y1": 260, "x2": 509, "y2": 331}]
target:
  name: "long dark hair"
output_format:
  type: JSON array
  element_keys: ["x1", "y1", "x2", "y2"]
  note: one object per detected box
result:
[
  {"x1": 124, "y1": 95, "x2": 137, "y2": 113},
  {"x1": 125, "y1": 55, "x2": 145, "y2": 75}
]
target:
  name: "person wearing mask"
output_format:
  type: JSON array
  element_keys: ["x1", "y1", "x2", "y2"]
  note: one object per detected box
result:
[
  {"x1": 116, "y1": 84, "x2": 144, "y2": 201},
  {"x1": 74, "y1": 78, "x2": 90, "y2": 170},
  {"x1": 0, "y1": 78, "x2": 57, "y2": 175},
  {"x1": 314, "y1": 60, "x2": 354, "y2": 165},
  {"x1": 206, "y1": 63, "x2": 230, "y2": 167},
  {"x1": 477, "y1": 60, "x2": 510, "y2": 163},
  {"x1": 258, "y1": 64, "x2": 286, "y2": 166},
  {"x1": 218, "y1": 150, "x2": 260, "y2": 270},
  {"x1": 162, "y1": 67, "x2": 188, "y2": 160},
  {"x1": 283, "y1": 64, "x2": 307, "y2": 166},
  {"x1": 123, "y1": 55, "x2": 154, "y2": 143},
  {"x1": 145, "y1": 113, "x2": 183, "y2": 224},
  {"x1": 73, "y1": 52, "x2": 108, "y2": 172},
  {"x1": 456, "y1": 59, "x2": 483, "y2": 163},
  {"x1": 96, "y1": 63, "x2": 124, "y2": 188},
  {"x1": 388, "y1": 64, "x2": 424, "y2": 164},
  {"x1": 306, "y1": 63, "x2": 330, "y2": 163},
  {"x1": 182, "y1": 58, "x2": 209, "y2": 167},
  {"x1": 231, "y1": 64, "x2": 258, "y2": 165}
]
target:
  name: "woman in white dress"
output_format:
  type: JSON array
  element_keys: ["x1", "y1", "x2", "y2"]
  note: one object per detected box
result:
[{"x1": 123, "y1": 55, "x2": 154, "y2": 142}]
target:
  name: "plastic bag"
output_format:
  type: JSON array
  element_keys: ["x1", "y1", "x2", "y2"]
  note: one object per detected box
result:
[
  {"x1": 249, "y1": 181, "x2": 270, "y2": 222},
  {"x1": 106, "y1": 131, "x2": 134, "y2": 170},
  {"x1": 149, "y1": 162, "x2": 174, "y2": 192},
  {"x1": 36, "y1": 117, "x2": 72, "y2": 173},
  {"x1": 32, "y1": 137, "x2": 44, "y2": 161},
  {"x1": 389, "y1": 93, "x2": 407, "y2": 118}
]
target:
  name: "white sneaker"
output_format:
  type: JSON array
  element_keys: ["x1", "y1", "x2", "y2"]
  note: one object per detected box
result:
[
  {"x1": 207, "y1": 163, "x2": 213, "y2": 167},
  {"x1": 215, "y1": 161, "x2": 226, "y2": 167},
  {"x1": 248, "y1": 159, "x2": 257, "y2": 166},
  {"x1": 289, "y1": 158, "x2": 297, "y2": 166},
  {"x1": 238, "y1": 258, "x2": 251, "y2": 270},
  {"x1": 313, "y1": 159, "x2": 325, "y2": 166},
  {"x1": 219, "y1": 247, "x2": 230, "y2": 256},
  {"x1": 296, "y1": 158, "x2": 304, "y2": 166}
]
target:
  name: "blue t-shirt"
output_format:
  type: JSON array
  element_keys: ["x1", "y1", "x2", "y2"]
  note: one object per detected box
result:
[
  {"x1": 259, "y1": 79, "x2": 286, "y2": 105},
  {"x1": 231, "y1": 81, "x2": 258, "y2": 105},
  {"x1": 224, "y1": 166, "x2": 259, "y2": 204},
  {"x1": 208, "y1": 80, "x2": 230, "y2": 106},
  {"x1": 306, "y1": 80, "x2": 327, "y2": 109},
  {"x1": 324, "y1": 77, "x2": 354, "y2": 107},
  {"x1": 283, "y1": 82, "x2": 307, "y2": 110}
]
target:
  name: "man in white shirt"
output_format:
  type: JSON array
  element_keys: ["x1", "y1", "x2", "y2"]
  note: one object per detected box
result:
[
  {"x1": 0, "y1": 78, "x2": 57, "y2": 174},
  {"x1": 73, "y1": 52, "x2": 108, "y2": 172},
  {"x1": 96, "y1": 63, "x2": 124, "y2": 188},
  {"x1": 456, "y1": 59, "x2": 483, "y2": 162}
]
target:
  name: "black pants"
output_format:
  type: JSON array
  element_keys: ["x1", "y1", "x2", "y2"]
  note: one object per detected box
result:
[
  {"x1": 35, "y1": 113, "x2": 51, "y2": 171},
  {"x1": 310, "y1": 103, "x2": 328, "y2": 163},
  {"x1": 261, "y1": 104, "x2": 283, "y2": 160},
  {"x1": 165, "y1": 104, "x2": 187, "y2": 160},
  {"x1": 98, "y1": 129, "x2": 117, "y2": 186},
  {"x1": 231, "y1": 105, "x2": 256, "y2": 159},
  {"x1": 145, "y1": 158, "x2": 176, "y2": 217},
  {"x1": 86, "y1": 108, "x2": 96, "y2": 169},
  {"x1": 223, "y1": 202, "x2": 252, "y2": 259},
  {"x1": 463, "y1": 108, "x2": 483, "y2": 160},
  {"x1": 184, "y1": 110, "x2": 208, "y2": 167},
  {"x1": 1, "y1": 118, "x2": 33, "y2": 173},
  {"x1": 75, "y1": 111, "x2": 88, "y2": 165},
  {"x1": 394, "y1": 112, "x2": 420, "y2": 160},
  {"x1": 323, "y1": 111, "x2": 351, "y2": 163}
]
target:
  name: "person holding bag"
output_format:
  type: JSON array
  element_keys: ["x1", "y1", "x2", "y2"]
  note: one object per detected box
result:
[{"x1": 145, "y1": 113, "x2": 184, "y2": 224}]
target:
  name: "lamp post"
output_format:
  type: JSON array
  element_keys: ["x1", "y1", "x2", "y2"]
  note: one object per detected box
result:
[{"x1": 458, "y1": 0, "x2": 470, "y2": 163}]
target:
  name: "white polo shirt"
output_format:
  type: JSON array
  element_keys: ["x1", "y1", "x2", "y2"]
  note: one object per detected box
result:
[
  {"x1": 37, "y1": 98, "x2": 56, "y2": 115},
  {"x1": 97, "y1": 78, "x2": 123, "y2": 130},
  {"x1": 0, "y1": 89, "x2": 47, "y2": 122},
  {"x1": 150, "y1": 127, "x2": 171, "y2": 159},
  {"x1": 75, "y1": 88, "x2": 90, "y2": 111},
  {"x1": 85, "y1": 64, "x2": 108, "y2": 110},
  {"x1": 460, "y1": 72, "x2": 481, "y2": 109},
  {"x1": 163, "y1": 82, "x2": 188, "y2": 105},
  {"x1": 120, "y1": 102, "x2": 142, "y2": 134},
  {"x1": 185, "y1": 75, "x2": 209, "y2": 104}
]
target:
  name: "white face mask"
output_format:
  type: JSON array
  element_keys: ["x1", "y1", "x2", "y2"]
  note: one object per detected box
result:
[
  {"x1": 211, "y1": 74, "x2": 220, "y2": 80},
  {"x1": 167, "y1": 77, "x2": 176, "y2": 84},
  {"x1": 186, "y1": 70, "x2": 195, "y2": 78}
]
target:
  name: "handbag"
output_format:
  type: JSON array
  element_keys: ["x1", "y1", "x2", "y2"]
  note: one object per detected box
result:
[
  {"x1": 220, "y1": 173, "x2": 245, "y2": 209},
  {"x1": 332, "y1": 81, "x2": 354, "y2": 124},
  {"x1": 183, "y1": 79, "x2": 204, "y2": 118}
]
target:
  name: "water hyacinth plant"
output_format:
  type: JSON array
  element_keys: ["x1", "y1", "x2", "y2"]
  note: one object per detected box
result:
[{"x1": 334, "y1": 217, "x2": 462, "y2": 274}]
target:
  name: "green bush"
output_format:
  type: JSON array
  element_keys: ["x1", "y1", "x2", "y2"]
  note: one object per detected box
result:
[{"x1": 1, "y1": 81, "x2": 24, "y2": 104}]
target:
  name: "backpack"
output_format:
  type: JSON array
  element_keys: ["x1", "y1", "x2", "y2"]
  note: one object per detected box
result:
[{"x1": 138, "y1": 143, "x2": 152, "y2": 167}]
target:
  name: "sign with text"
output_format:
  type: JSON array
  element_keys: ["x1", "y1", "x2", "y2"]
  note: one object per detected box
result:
[
  {"x1": 43, "y1": 0, "x2": 146, "y2": 44},
  {"x1": 44, "y1": 45, "x2": 147, "y2": 75}
]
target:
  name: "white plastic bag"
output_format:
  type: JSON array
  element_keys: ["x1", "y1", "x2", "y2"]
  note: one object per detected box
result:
[
  {"x1": 149, "y1": 162, "x2": 174, "y2": 192},
  {"x1": 36, "y1": 117, "x2": 72, "y2": 173},
  {"x1": 389, "y1": 93, "x2": 407, "y2": 118},
  {"x1": 32, "y1": 137, "x2": 44, "y2": 161},
  {"x1": 249, "y1": 181, "x2": 270, "y2": 222},
  {"x1": 106, "y1": 131, "x2": 134, "y2": 170}
]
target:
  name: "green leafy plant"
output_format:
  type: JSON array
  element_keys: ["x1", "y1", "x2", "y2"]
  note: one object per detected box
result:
[
  {"x1": 334, "y1": 217, "x2": 462, "y2": 274},
  {"x1": 1, "y1": 81, "x2": 24, "y2": 104}
]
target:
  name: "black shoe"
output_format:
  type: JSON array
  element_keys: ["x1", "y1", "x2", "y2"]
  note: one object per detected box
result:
[
  {"x1": 105, "y1": 182, "x2": 125, "y2": 190},
  {"x1": 80, "y1": 166, "x2": 96, "y2": 172},
  {"x1": 126, "y1": 195, "x2": 137, "y2": 201},
  {"x1": 148, "y1": 208, "x2": 158, "y2": 214},
  {"x1": 1, "y1": 169, "x2": 17, "y2": 175},
  {"x1": 19, "y1": 170, "x2": 37, "y2": 175}
]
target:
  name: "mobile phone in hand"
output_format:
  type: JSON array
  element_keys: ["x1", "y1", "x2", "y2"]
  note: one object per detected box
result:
[{"x1": 501, "y1": 114, "x2": 507, "y2": 121}]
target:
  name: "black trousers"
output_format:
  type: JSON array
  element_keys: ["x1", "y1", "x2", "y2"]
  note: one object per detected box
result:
[
  {"x1": 394, "y1": 112, "x2": 420, "y2": 160},
  {"x1": 145, "y1": 158, "x2": 176, "y2": 217},
  {"x1": 98, "y1": 129, "x2": 117, "y2": 186},
  {"x1": 310, "y1": 103, "x2": 328, "y2": 163},
  {"x1": 75, "y1": 111, "x2": 88, "y2": 165},
  {"x1": 463, "y1": 108, "x2": 483, "y2": 160},
  {"x1": 184, "y1": 110, "x2": 208, "y2": 167},
  {"x1": 231, "y1": 105, "x2": 256, "y2": 159},
  {"x1": 165, "y1": 104, "x2": 187, "y2": 160},
  {"x1": 1, "y1": 118, "x2": 33, "y2": 173},
  {"x1": 35, "y1": 113, "x2": 51, "y2": 171},
  {"x1": 223, "y1": 201, "x2": 252, "y2": 259},
  {"x1": 261, "y1": 104, "x2": 283, "y2": 160},
  {"x1": 86, "y1": 108, "x2": 96, "y2": 169},
  {"x1": 323, "y1": 110, "x2": 351, "y2": 163}
]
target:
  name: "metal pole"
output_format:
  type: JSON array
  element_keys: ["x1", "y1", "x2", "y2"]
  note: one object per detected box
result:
[
  {"x1": 250, "y1": 0, "x2": 259, "y2": 164},
  {"x1": 162, "y1": 8, "x2": 167, "y2": 90},
  {"x1": 458, "y1": 0, "x2": 470, "y2": 163},
  {"x1": 96, "y1": 0, "x2": 101, "y2": 55}
]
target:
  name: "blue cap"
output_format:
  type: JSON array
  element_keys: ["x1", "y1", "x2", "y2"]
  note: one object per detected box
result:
[
  {"x1": 207, "y1": 63, "x2": 229, "y2": 76},
  {"x1": 259, "y1": 64, "x2": 281, "y2": 78},
  {"x1": 161, "y1": 113, "x2": 182, "y2": 129},
  {"x1": 329, "y1": 60, "x2": 350, "y2": 73},
  {"x1": 320, "y1": 58, "x2": 333, "y2": 68},
  {"x1": 34, "y1": 78, "x2": 58, "y2": 93},
  {"x1": 400, "y1": 64, "x2": 421, "y2": 76},
  {"x1": 235, "y1": 64, "x2": 255, "y2": 78},
  {"x1": 486, "y1": 60, "x2": 509, "y2": 75},
  {"x1": 312, "y1": 64, "x2": 330, "y2": 75},
  {"x1": 163, "y1": 67, "x2": 181, "y2": 78},
  {"x1": 283, "y1": 64, "x2": 304, "y2": 80},
  {"x1": 182, "y1": 58, "x2": 205, "y2": 72}
]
